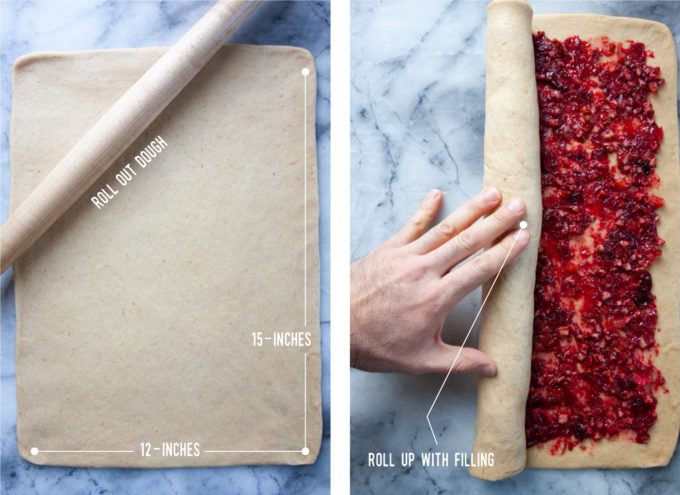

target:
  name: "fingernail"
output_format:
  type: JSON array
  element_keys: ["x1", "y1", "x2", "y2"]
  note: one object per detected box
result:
[
  {"x1": 483, "y1": 187, "x2": 500, "y2": 202},
  {"x1": 506, "y1": 198, "x2": 524, "y2": 213},
  {"x1": 482, "y1": 362, "x2": 497, "y2": 376},
  {"x1": 427, "y1": 189, "x2": 441, "y2": 203},
  {"x1": 514, "y1": 228, "x2": 530, "y2": 242}
]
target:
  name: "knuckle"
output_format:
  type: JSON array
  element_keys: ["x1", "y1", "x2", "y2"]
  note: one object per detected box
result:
[
  {"x1": 469, "y1": 254, "x2": 492, "y2": 277},
  {"x1": 492, "y1": 207, "x2": 513, "y2": 225},
  {"x1": 453, "y1": 356, "x2": 470, "y2": 373},
  {"x1": 455, "y1": 229, "x2": 477, "y2": 253},
  {"x1": 469, "y1": 199, "x2": 486, "y2": 216},
  {"x1": 504, "y1": 232, "x2": 518, "y2": 247},
  {"x1": 410, "y1": 215, "x2": 428, "y2": 231},
  {"x1": 437, "y1": 220, "x2": 458, "y2": 238}
]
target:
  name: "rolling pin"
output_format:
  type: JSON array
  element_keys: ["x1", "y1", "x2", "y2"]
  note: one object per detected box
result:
[{"x1": 0, "y1": 0, "x2": 261, "y2": 273}]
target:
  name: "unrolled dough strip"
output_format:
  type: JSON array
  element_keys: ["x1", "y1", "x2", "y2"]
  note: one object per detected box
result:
[
  {"x1": 11, "y1": 45, "x2": 322, "y2": 468},
  {"x1": 527, "y1": 12, "x2": 680, "y2": 471},
  {"x1": 471, "y1": 0, "x2": 679, "y2": 480}
]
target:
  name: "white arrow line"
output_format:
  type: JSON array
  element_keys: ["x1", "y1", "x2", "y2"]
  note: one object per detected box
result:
[
  {"x1": 203, "y1": 450, "x2": 301, "y2": 454},
  {"x1": 304, "y1": 351, "x2": 308, "y2": 450},
  {"x1": 33, "y1": 449, "x2": 134, "y2": 454},
  {"x1": 426, "y1": 221, "x2": 527, "y2": 445}
]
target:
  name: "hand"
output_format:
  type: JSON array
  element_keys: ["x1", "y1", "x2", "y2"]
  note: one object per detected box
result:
[{"x1": 350, "y1": 188, "x2": 529, "y2": 375}]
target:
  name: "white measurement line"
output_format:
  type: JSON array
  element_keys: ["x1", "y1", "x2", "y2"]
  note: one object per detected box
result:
[
  {"x1": 426, "y1": 221, "x2": 528, "y2": 446},
  {"x1": 304, "y1": 351, "x2": 308, "y2": 450},
  {"x1": 302, "y1": 67, "x2": 309, "y2": 328},
  {"x1": 204, "y1": 450, "x2": 301, "y2": 453},
  {"x1": 32, "y1": 448, "x2": 134, "y2": 455}
]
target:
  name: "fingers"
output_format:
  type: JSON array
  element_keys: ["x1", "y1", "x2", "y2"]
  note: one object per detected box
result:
[
  {"x1": 426, "y1": 198, "x2": 526, "y2": 273},
  {"x1": 423, "y1": 345, "x2": 497, "y2": 376},
  {"x1": 390, "y1": 189, "x2": 442, "y2": 245},
  {"x1": 440, "y1": 228, "x2": 530, "y2": 308},
  {"x1": 413, "y1": 187, "x2": 501, "y2": 254}
]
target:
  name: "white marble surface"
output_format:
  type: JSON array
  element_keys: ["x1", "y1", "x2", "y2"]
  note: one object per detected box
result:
[
  {"x1": 350, "y1": 1, "x2": 680, "y2": 493},
  {"x1": 0, "y1": 1, "x2": 329, "y2": 494}
]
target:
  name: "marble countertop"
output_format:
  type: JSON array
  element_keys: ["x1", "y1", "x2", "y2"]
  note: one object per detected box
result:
[
  {"x1": 350, "y1": 1, "x2": 680, "y2": 493},
  {"x1": 0, "y1": 1, "x2": 329, "y2": 494}
]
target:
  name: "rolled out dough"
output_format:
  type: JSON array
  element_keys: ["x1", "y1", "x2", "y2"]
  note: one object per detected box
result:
[
  {"x1": 472, "y1": 0, "x2": 679, "y2": 479},
  {"x1": 10, "y1": 45, "x2": 322, "y2": 468}
]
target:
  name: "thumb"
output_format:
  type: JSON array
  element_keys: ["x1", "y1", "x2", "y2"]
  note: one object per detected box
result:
[{"x1": 425, "y1": 344, "x2": 497, "y2": 376}]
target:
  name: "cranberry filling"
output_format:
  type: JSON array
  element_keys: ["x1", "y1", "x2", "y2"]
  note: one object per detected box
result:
[{"x1": 526, "y1": 33, "x2": 666, "y2": 454}]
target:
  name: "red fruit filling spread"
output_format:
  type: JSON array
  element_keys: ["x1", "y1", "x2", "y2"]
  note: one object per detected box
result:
[{"x1": 526, "y1": 32, "x2": 667, "y2": 454}]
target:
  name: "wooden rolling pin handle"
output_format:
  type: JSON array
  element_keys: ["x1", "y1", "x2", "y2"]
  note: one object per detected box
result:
[{"x1": 0, "y1": 0, "x2": 261, "y2": 273}]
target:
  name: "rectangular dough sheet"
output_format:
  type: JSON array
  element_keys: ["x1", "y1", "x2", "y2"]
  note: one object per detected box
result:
[
  {"x1": 472, "y1": 0, "x2": 679, "y2": 479},
  {"x1": 10, "y1": 44, "x2": 322, "y2": 468}
]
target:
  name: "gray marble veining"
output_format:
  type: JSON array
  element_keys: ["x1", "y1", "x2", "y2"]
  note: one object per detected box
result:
[
  {"x1": 1, "y1": 1, "x2": 330, "y2": 494},
  {"x1": 351, "y1": 1, "x2": 680, "y2": 493}
]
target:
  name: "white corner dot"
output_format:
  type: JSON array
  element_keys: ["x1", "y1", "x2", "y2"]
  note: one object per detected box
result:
[
  {"x1": 301, "y1": 447, "x2": 310, "y2": 456},
  {"x1": 301, "y1": 68, "x2": 310, "y2": 77},
  {"x1": 30, "y1": 447, "x2": 39, "y2": 456},
  {"x1": 519, "y1": 220, "x2": 528, "y2": 230}
]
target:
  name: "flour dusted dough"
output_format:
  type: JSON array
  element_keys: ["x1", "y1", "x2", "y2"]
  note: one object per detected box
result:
[
  {"x1": 470, "y1": 0, "x2": 542, "y2": 480},
  {"x1": 10, "y1": 45, "x2": 322, "y2": 467},
  {"x1": 527, "y1": 13, "x2": 680, "y2": 470},
  {"x1": 472, "y1": 0, "x2": 679, "y2": 479}
]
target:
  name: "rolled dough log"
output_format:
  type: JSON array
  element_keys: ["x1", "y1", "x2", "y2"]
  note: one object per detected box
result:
[
  {"x1": 470, "y1": 0, "x2": 542, "y2": 481},
  {"x1": 11, "y1": 45, "x2": 322, "y2": 468},
  {"x1": 472, "y1": 0, "x2": 679, "y2": 479}
]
